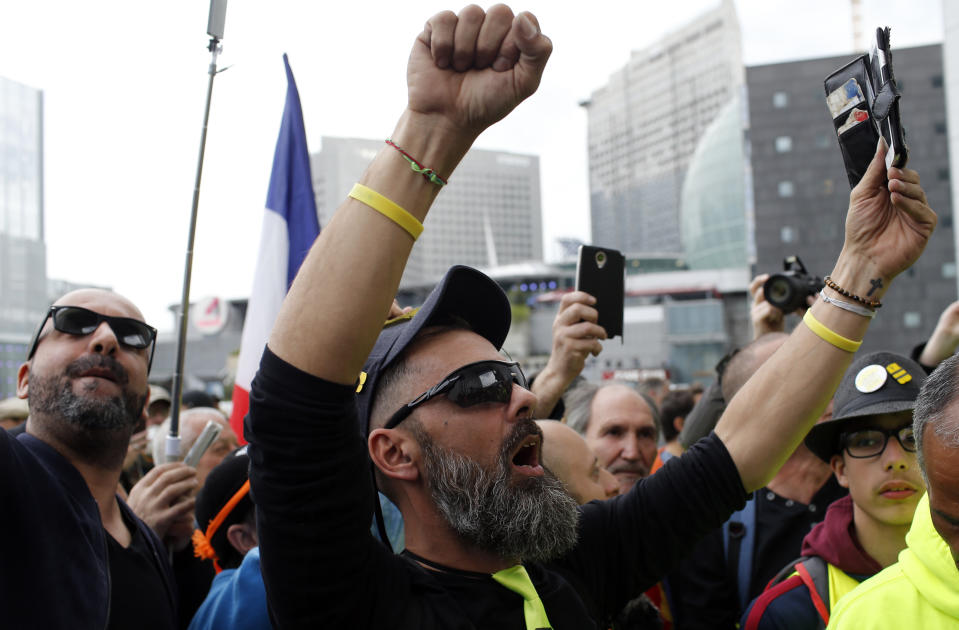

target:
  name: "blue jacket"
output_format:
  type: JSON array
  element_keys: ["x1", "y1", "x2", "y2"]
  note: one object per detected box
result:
[
  {"x1": 0, "y1": 429, "x2": 177, "y2": 629},
  {"x1": 188, "y1": 547, "x2": 270, "y2": 630}
]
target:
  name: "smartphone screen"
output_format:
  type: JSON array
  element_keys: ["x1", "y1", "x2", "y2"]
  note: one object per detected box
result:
[{"x1": 575, "y1": 245, "x2": 625, "y2": 339}]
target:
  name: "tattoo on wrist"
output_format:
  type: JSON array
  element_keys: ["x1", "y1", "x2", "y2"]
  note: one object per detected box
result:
[{"x1": 867, "y1": 278, "x2": 884, "y2": 296}]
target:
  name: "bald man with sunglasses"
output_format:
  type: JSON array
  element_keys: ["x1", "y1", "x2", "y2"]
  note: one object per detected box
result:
[
  {"x1": 1, "y1": 289, "x2": 182, "y2": 629},
  {"x1": 244, "y1": 5, "x2": 936, "y2": 630}
]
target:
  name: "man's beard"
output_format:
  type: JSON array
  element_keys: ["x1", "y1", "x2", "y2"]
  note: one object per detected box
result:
[
  {"x1": 28, "y1": 354, "x2": 145, "y2": 467},
  {"x1": 411, "y1": 418, "x2": 580, "y2": 564}
]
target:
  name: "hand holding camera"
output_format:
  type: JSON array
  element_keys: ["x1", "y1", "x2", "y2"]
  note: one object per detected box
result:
[{"x1": 762, "y1": 256, "x2": 823, "y2": 311}]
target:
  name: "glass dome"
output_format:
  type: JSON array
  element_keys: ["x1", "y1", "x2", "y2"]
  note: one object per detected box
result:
[{"x1": 680, "y1": 93, "x2": 748, "y2": 270}]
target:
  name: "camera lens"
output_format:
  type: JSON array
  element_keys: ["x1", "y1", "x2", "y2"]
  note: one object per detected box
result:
[{"x1": 764, "y1": 274, "x2": 803, "y2": 312}]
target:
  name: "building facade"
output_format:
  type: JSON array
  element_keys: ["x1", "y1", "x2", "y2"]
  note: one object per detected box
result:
[
  {"x1": 747, "y1": 44, "x2": 955, "y2": 354},
  {"x1": 311, "y1": 137, "x2": 543, "y2": 288},
  {"x1": 943, "y1": 0, "x2": 959, "y2": 296},
  {"x1": 584, "y1": 0, "x2": 743, "y2": 256},
  {"x1": 0, "y1": 76, "x2": 45, "y2": 400}
]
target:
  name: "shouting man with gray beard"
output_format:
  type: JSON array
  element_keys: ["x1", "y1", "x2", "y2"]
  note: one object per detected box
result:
[
  {"x1": 244, "y1": 5, "x2": 937, "y2": 629},
  {"x1": 1, "y1": 289, "x2": 182, "y2": 629}
]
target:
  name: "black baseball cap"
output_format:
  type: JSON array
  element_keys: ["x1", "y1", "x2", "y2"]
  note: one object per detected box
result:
[
  {"x1": 805, "y1": 351, "x2": 925, "y2": 461},
  {"x1": 355, "y1": 265, "x2": 512, "y2": 435}
]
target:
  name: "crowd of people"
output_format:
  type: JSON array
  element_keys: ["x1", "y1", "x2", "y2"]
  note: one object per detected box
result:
[{"x1": 2, "y1": 5, "x2": 957, "y2": 629}]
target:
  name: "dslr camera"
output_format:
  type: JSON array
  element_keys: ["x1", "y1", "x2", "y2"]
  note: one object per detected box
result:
[{"x1": 763, "y1": 256, "x2": 824, "y2": 313}]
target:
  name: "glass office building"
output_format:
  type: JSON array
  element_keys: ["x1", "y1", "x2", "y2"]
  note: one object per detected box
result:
[
  {"x1": 680, "y1": 92, "x2": 750, "y2": 270},
  {"x1": 0, "y1": 76, "x2": 46, "y2": 399}
]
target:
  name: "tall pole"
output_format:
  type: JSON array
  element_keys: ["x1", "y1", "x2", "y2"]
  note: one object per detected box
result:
[{"x1": 166, "y1": 24, "x2": 226, "y2": 463}]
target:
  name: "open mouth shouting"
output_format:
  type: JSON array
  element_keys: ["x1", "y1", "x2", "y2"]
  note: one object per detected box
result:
[
  {"x1": 506, "y1": 420, "x2": 545, "y2": 477},
  {"x1": 511, "y1": 434, "x2": 544, "y2": 477}
]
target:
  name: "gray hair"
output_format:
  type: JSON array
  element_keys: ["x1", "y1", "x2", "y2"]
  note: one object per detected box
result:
[
  {"x1": 564, "y1": 380, "x2": 660, "y2": 437},
  {"x1": 913, "y1": 353, "x2": 959, "y2": 480}
]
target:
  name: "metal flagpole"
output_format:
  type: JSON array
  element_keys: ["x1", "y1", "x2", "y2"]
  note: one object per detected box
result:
[{"x1": 166, "y1": 0, "x2": 229, "y2": 462}]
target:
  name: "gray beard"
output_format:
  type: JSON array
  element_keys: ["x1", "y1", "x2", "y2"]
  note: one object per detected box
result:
[
  {"x1": 412, "y1": 419, "x2": 580, "y2": 564},
  {"x1": 28, "y1": 355, "x2": 145, "y2": 467}
]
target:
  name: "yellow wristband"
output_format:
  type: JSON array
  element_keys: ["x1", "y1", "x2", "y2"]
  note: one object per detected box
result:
[
  {"x1": 802, "y1": 310, "x2": 862, "y2": 353},
  {"x1": 348, "y1": 183, "x2": 424, "y2": 241}
]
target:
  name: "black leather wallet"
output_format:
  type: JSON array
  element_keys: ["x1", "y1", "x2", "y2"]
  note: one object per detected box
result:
[{"x1": 824, "y1": 27, "x2": 907, "y2": 188}]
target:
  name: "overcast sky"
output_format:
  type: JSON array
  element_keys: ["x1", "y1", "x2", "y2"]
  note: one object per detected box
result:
[{"x1": 0, "y1": 0, "x2": 944, "y2": 332}]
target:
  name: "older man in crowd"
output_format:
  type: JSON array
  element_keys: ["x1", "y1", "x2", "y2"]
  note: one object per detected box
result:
[
  {"x1": 536, "y1": 419, "x2": 619, "y2": 504},
  {"x1": 565, "y1": 380, "x2": 660, "y2": 494}
]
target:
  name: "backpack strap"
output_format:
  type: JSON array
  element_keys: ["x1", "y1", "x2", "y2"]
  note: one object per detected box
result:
[
  {"x1": 722, "y1": 492, "x2": 756, "y2": 613},
  {"x1": 794, "y1": 558, "x2": 830, "y2": 630}
]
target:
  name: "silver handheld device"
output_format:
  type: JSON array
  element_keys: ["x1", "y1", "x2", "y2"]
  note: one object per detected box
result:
[{"x1": 183, "y1": 420, "x2": 223, "y2": 467}]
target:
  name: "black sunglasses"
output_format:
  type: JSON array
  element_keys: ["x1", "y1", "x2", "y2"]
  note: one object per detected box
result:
[
  {"x1": 28, "y1": 305, "x2": 158, "y2": 371},
  {"x1": 383, "y1": 360, "x2": 528, "y2": 430},
  {"x1": 841, "y1": 425, "x2": 916, "y2": 459}
]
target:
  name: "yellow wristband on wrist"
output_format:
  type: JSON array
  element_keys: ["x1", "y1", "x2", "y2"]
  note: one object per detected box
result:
[
  {"x1": 348, "y1": 183, "x2": 424, "y2": 241},
  {"x1": 803, "y1": 310, "x2": 862, "y2": 353}
]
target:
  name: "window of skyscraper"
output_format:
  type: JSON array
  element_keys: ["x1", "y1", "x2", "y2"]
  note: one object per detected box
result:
[
  {"x1": 778, "y1": 181, "x2": 795, "y2": 197},
  {"x1": 774, "y1": 136, "x2": 793, "y2": 153},
  {"x1": 903, "y1": 312, "x2": 921, "y2": 328},
  {"x1": 772, "y1": 91, "x2": 789, "y2": 108},
  {"x1": 780, "y1": 226, "x2": 795, "y2": 243}
]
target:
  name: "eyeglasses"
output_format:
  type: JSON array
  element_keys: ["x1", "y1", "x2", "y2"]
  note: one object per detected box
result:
[
  {"x1": 384, "y1": 360, "x2": 528, "y2": 430},
  {"x1": 841, "y1": 425, "x2": 916, "y2": 458},
  {"x1": 28, "y1": 305, "x2": 158, "y2": 371}
]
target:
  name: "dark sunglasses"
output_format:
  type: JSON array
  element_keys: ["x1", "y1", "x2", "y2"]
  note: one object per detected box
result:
[
  {"x1": 28, "y1": 305, "x2": 158, "y2": 371},
  {"x1": 841, "y1": 425, "x2": 916, "y2": 459},
  {"x1": 384, "y1": 360, "x2": 528, "y2": 430}
]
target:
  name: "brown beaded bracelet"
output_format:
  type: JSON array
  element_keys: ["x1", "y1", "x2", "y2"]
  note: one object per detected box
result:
[{"x1": 823, "y1": 276, "x2": 882, "y2": 309}]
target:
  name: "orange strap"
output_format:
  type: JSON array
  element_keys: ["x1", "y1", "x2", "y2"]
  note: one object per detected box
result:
[{"x1": 192, "y1": 479, "x2": 251, "y2": 573}]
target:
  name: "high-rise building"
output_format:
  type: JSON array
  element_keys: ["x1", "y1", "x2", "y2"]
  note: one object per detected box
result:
[
  {"x1": 747, "y1": 44, "x2": 955, "y2": 353},
  {"x1": 583, "y1": 0, "x2": 743, "y2": 256},
  {"x1": 0, "y1": 76, "x2": 45, "y2": 399},
  {"x1": 942, "y1": 0, "x2": 959, "y2": 296},
  {"x1": 311, "y1": 137, "x2": 542, "y2": 287}
]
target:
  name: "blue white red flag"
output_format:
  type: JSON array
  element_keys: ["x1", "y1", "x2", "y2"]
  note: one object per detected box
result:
[{"x1": 229, "y1": 54, "x2": 320, "y2": 443}]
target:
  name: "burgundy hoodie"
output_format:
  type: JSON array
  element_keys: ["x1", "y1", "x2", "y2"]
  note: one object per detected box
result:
[{"x1": 799, "y1": 494, "x2": 882, "y2": 576}]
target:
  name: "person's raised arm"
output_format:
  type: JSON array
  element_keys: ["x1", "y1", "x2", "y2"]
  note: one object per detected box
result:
[
  {"x1": 268, "y1": 5, "x2": 552, "y2": 384},
  {"x1": 917, "y1": 300, "x2": 959, "y2": 368},
  {"x1": 716, "y1": 141, "x2": 936, "y2": 491}
]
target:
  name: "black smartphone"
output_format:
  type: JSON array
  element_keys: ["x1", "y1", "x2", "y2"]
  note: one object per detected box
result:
[{"x1": 575, "y1": 245, "x2": 625, "y2": 339}]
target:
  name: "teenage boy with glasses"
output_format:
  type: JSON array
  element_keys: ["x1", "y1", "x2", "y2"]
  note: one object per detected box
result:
[
  {"x1": 826, "y1": 352, "x2": 959, "y2": 629},
  {"x1": 1, "y1": 289, "x2": 181, "y2": 629},
  {"x1": 244, "y1": 5, "x2": 936, "y2": 629},
  {"x1": 741, "y1": 351, "x2": 926, "y2": 630}
]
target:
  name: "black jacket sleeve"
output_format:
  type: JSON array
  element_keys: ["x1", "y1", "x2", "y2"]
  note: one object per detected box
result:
[{"x1": 549, "y1": 432, "x2": 748, "y2": 624}]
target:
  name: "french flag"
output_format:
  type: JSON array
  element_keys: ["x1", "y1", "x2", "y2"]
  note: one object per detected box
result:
[{"x1": 229, "y1": 54, "x2": 320, "y2": 443}]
